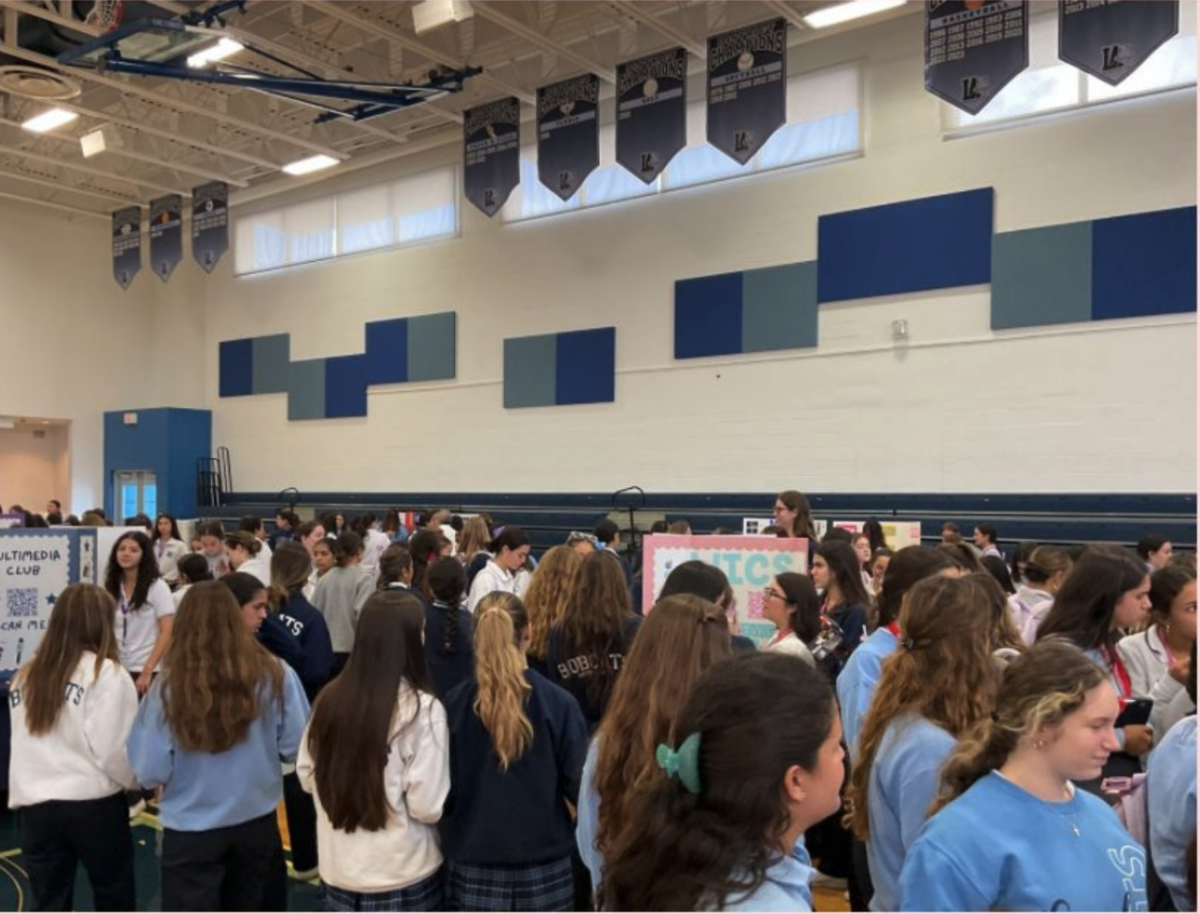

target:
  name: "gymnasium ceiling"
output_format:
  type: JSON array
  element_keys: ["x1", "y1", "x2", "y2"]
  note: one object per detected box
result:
[{"x1": 0, "y1": 0, "x2": 917, "y2": 220}]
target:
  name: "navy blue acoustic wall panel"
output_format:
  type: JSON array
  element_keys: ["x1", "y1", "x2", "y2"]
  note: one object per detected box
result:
[
  {"x1": 219, "y1": 312, "x2": 456, "y2": 420},
  {"x1": 991, "y1": 206, "x2": 1196, "y2": 330},
  {"x1": 674, "y1": 263, "x2": 818, "y2": 359},
  {"x1": 1092, "y1": 206, "x2": 1197, "y2": 321},
  {"x1": 505, "y1": 327, "x2": 616, "y2": 409},
  {"x1": 817, "y1": 188, "x2": 994, "y2": 303}
]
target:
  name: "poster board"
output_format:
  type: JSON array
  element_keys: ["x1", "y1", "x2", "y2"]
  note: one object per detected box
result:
[
  {"x1": 0, "y1": 528, "x2": 97, "y2": 673},
  {"x1": 0, "y1": 515, "x2": 23, "y2": 530},
  {"x1": 831, "y1": 520, "x2": 923, "y2": 550},
  {"x1": 641, "y1": 534, "x2": 808, "y2": 648}
]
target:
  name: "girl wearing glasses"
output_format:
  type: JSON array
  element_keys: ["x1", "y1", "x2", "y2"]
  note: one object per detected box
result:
[{"x1": 762, "y1": 574, "x2": 819, "y2": 665}]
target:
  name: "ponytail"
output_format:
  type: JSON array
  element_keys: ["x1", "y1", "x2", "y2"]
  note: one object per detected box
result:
[
  {"x1": 928, "y1": 639, "x2": 1104, "y2": 816},
  {"x1": 472, "y1": 593, "x2": 533, "y2": 770}
]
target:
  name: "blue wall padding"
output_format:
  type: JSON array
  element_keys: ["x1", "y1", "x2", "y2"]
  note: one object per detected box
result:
[
  {"x1": 324, "y1": 355, "x2": 369, "y2": 419},
  {"x1": 674, "y1": 271, "x2": 744, "y2": 358},
  {"x1": 504, "y1": 334, "x2": 558, "y2": 408},
  {"x1": 1092, "y1": 206, "x2": 1197, "y2": 321},
  {"x1": 219, "y1": 311, "x2": 456, "y2": 420},
  {"x1": 287, "y1": 359, "x2": 326, "y2": 421},
  {"x1": 408, "y1": 312, "x2": 457, "y2": 382},
  {"x1": 219, "y1": 338, "x2": 254, "y2": 397},
  {"x1": 252, "y1": 334, "x2": 291, "y2": 394},
  {"x1": 555, "y1": 328, "x2": 616, "y2": 405},
  {"x1": 364, "y1": 318, "x2": 409, "y2": 384},
  {"x1": 741, "y1": 262, "x2": 819, "y2": 352},
  {"x1": 991, "y1": 222, "x2": 1093, "y2": 330},
  {"x1": 103, "y1": 408, "x2": 211, "y2": 518},
  {"x1": 817, "y1": 188, "x2": 994, "y2": 303}
]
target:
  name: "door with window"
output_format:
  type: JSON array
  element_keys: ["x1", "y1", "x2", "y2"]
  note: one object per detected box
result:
[{"x1": 115, "y1": 470, "x2": 157, "y2": 521}]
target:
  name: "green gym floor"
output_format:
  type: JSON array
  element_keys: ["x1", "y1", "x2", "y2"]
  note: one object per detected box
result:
[{"x1": 0, "y1": 804, "x2": 322, "y2": 912}]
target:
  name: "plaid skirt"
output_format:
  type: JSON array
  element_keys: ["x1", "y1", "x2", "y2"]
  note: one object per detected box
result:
[
  {"x1": 322, "y1": 869, "x2": 443, "y2": 912},
  {"x1": 445, "y1": 857, "x2": 575, "y2": 912}
]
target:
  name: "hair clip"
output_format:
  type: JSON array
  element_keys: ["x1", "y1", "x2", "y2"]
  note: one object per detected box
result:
[
  {"x1": 656, "y1": 732, "x2": 702, "y2": 795},
  {"x1": 900, "y1": 637, "x2": 916, "y2": 650}
]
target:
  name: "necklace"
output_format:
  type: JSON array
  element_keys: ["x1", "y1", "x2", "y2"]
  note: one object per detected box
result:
[{"x1": 1060, "y1": 784, "x2": 1081, "y2": 838}]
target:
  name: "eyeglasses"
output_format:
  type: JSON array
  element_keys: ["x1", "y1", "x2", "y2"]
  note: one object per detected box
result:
[{"x1": 763, "y1": 587, "x2": 788, "y2": 602}]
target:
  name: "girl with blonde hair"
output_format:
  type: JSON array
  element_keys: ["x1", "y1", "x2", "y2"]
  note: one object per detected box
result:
[
  {"x1": 441, "y1": 592, "x2": 588, "y2": 911},
  {"x1": 521, "y1": 545, "x2": 582, "y2": 677},
  {"x1": 899, "y1": 640, "x2": 1146, "y2": 911}
]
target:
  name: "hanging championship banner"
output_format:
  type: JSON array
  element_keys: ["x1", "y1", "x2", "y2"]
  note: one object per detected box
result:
[
  {"x1": 191, "y1": 180, "x2": 229, "y2": 273},
  {"x1": 149, "y1": 193, "x2": 182, "y2": 282},
  {"x1": 707, "y1": 18, "x2": 787, "y2": 165},
  {"x1": 464, "y1": 97, "x2": 521, "y2": 217},
  {"x1": 926, "y1": 1, "x2": 1029, "y2": 115},
  {"x1": 111, "y1": 205, "x2": 141, "y2": 290},
  {"x1": 1059, "y1": 0, "x2": 1178, "y2": 87},
  {"x1": 616, "y1": 47, "x2": 688, "y2": 184},
  {"x1": 537, "y1": 73, "x2": 600, "y2": 201}
]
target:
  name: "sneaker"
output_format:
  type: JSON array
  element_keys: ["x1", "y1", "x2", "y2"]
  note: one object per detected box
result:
[
  {"x1": 810, "y1": 871, "x2": 848, "y2": 889},
  {"x1": 128, "y1": 798, "x2": 146, "y2": 821},
  {"x1": 290, "y1": 866, "x2": 319, "y2": 882}
]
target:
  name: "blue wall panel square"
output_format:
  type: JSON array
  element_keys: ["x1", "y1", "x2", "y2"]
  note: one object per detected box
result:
[
  {"x1": 364, "y1": 318, "x2": 409, "y2": 385},
  {"x1": 504, "y1": 335, "x2": 558, "y2": 408},
  {"x1": 325, "y1": 355, "x2": 369, "y2": 419},
  {"x1": 741, "y1": 262, "x2": 819, "y2": 352},
  {"x1": 408, "y1": 312, "x2": 457, "y2": 382},
  {"x1": 287, "y1": 359, "x2": 327, "y2": 421},
  {"x1": 817, "y1": 188, "x2": 994, "y2": 303},
  {"x1": 991, "y1": 222, "x2": 1093, "y2": 330},
  {"x1": 1092, "y1": 206, "x2": 1197, "y2": 320},
  {"x1": 219, "y1": 338, "x2": 254, "y2": 397},
  {"x1": 674, "y1": 272, "x2": 744, "y2": 358},
  {"x1": 252, "y1": 334, "x2": 291, "y2": 394},
  {"x1": 556, "y1": 328, "x2": 616, "y2": 405}
]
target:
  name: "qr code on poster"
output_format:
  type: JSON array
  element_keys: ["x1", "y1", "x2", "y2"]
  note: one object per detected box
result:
[{"x1": 6, "y1": 588, "x2": 38, "y2": 618}]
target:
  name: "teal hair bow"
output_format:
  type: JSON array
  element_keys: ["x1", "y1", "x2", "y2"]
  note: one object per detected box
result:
[{"x1": 655, "y1": 732, "x2": 702, "y2": 795}]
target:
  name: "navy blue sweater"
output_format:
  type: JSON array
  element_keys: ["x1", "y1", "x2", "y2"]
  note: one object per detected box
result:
[
  {"x1": 274, "y1": 592, "x2": 335, "y2": 703},
  {"x1": 441, "y1": 669, "x2": 587, "y2": 865},
  {"x1": 546, "y1": 614, "x2": 642, "y2": 731},
  {"x1": 424, "y1": 600, "x2": 474, "y2": 700}
]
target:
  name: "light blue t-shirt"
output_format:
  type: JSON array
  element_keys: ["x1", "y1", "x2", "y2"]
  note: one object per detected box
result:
[
  {"x1": 1146, "y1": 715, "x2": 1197, "y2": 911},
  {"x1": 867, "y1": 714, "x2": 956, "y2": 912},
  {"x1": 900, "y1": 771, "x2": 1148, "y2": 912},
  {"x1": 837, "y1": 627, "x2": 898, "y2": 764},
  {"x1": 576, "y1": 736, "x2": 603, "y2": 895},
  {"x1": 722, "y1": 838, "x2": 815, "y2": 912},
  {"x1": 127, "y1": 660, "x2": 310, "y2": 831}
]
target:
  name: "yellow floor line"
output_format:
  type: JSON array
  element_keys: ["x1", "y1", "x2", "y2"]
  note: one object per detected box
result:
[{"x1": 0, "y1": 849, "x2": 20, "y2": 860}]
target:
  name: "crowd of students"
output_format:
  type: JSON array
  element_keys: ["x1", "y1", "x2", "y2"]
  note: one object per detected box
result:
[{"x1": 6, "y1": 494, "x2": 1197, "y2": 912}]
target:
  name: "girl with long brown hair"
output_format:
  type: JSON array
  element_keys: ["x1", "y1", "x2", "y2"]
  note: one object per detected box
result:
[
  {"x1": 576, "y1": 594, "x2": 732, "y2": 897},
  {"x1": 845, "y1": 575, "x2": 999, "y2": 911},
  {"x1": 602, "y1": 653, "x2": 845, "y2": 912},
  {"x1": 126, "y1": 581, "x2": 310, "y2": 911},
  {"x1": 547, "y1": 550, "x2": 642, "y2": 729},
  {"x1": 10, "y1": 584, "x2": 139, "y2": 911},
  {"x1": 103, "y1": 529, "x2": 174, "y2": 695},
  {"x1": 441, "y1": 592, "x2": 588, "y2": 912},
  {"x1": 522, "y1": 545, "x2": 582, "y2": 678},
  {"x1": 900, "y1": 640, "x2": 1146, "y2": 911},
  {"x1": 298, "y1": 590, "x2": 450, "y2": 911},
  {"x1": 772, "y1": 489, "x2": 817, "y2": 540}
]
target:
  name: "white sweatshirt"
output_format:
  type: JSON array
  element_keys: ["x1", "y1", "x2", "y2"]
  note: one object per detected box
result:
[
  {"x1": 466, "y1": 561, "x2": 519, "y2": 613},
  {"x1": 9, "y1": 652, "x2": 139, "y2": 808},
  {"x1": 297, "y1": 684, "x2": 450, "y2": 892}
]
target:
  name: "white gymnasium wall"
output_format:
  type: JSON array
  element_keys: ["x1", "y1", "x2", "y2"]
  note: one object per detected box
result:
[
  {"x1": 0, "y1": 202, "x2": 208, "y2": 511},
  {"x1": 205, "y1": 11, "x2": 1197, "y2": 495}
]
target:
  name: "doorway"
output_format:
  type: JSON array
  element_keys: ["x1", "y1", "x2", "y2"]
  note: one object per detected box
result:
[
  {"x1": 0, "y1": 417, "x2": 71, "y2": 514},
  {"x1": 114, "y1": 470, "x2": 158, "y2": 521}
]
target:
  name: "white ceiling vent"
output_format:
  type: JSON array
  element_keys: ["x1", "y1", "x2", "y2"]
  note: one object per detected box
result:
[{"x1": 0, "y1": 65, "x2": 82, "y2": 100}]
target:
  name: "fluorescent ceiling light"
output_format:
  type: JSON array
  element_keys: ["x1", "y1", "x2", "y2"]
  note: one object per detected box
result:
[
  {"x1": 413, "y1": 0, "x2": 474, "y2": 34},
  {"x1": 187, "y1": 37, "x2": 244, "y2": 69},
  {"x1": 803, "y1": 0, "x2": 907, "y2": 29},
  {"x1": 282, "y1": 154, "x2": 340, "y2": 176},
  {"x1": 22, "y1": 107, "x2": 78, "y2": 133}
]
